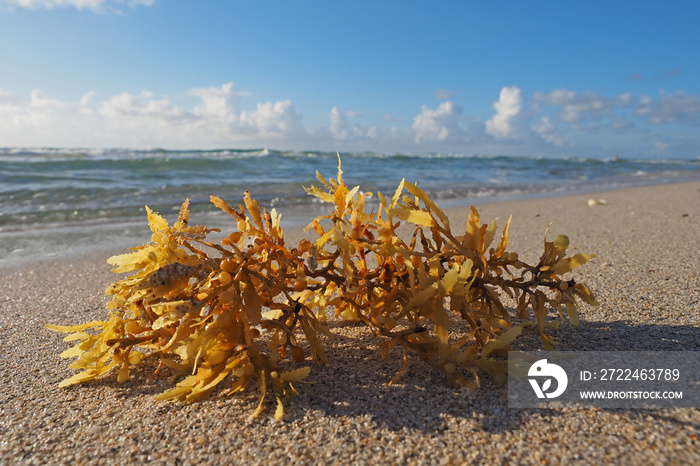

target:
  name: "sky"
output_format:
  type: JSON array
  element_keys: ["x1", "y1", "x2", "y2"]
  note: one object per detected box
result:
[{"x1": 1, "y1": 0, "x2": 699, "y2": 158}]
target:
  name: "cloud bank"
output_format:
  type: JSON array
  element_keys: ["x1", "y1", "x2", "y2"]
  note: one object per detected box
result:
[
  {"x1": 413, "y1": 101, "x2": 465, "y2": 144},
  {"x1": 1, "y1": 82, "x2": 699, "y2": 156}
]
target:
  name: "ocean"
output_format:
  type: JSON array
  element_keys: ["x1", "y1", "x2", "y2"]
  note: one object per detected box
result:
[{"x1": 2, "y1": 147, "x2": 699, "y2": 265}]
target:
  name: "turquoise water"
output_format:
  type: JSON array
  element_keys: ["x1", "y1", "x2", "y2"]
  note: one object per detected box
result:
[{"x1": 2, "y1": 147, "x2": 699, "y2": 265}]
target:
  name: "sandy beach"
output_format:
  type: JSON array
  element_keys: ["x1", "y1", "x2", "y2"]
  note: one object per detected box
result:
[{"x1": 1, "y1": 181, "x2": 698, "y2": 464}]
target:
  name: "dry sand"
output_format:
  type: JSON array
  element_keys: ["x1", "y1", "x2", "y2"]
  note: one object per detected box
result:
[{"x1": 1, "y1": 181, "x2": 699, "y2": 465}]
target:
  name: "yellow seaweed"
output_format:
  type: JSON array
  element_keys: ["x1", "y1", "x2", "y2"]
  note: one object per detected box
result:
[{"x1": 47, "y1": 156, "x2": 597, "y2": 419}]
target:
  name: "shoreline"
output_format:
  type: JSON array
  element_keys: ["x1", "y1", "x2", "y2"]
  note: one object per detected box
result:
[
  {"x1": 3, "y1": 177, "x2": 699, "y2": 269},
  {"x1": 1, "y1": 181, "x2": 698, "y2": 464}
]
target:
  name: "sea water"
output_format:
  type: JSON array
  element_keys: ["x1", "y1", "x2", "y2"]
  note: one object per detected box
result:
[{"x1": 2, "y1": 147, "x2": 699, "y2": 265}]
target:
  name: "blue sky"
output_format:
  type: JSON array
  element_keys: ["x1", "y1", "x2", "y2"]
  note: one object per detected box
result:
[{"x1": 1, "y1": 0, "x2": 699, "y2": 158}]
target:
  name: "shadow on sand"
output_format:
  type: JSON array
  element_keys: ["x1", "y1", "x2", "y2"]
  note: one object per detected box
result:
[{"x1": 69, "y1": 316, "x2": 699, "y2": 434}]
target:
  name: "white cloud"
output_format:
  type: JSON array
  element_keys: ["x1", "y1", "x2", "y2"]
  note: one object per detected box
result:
[
  {"x1": 532, "y1": 89, "x2": 576, "y2": 105},
  {"x1": 100, "y1": 90, "x2": 185, "y2": 120},
  {"x1": 326, "y1": 107, "x2": 378, "y2": 143},
  {"x1": 634, "y1": 91, "x2": 700, "y2": 124},
  {"x1": 190, "y1": 82, "x2": 239, "y2": 120},
  {"x1": 617, "y1": 92, "x2": 634, "y2": 107},
  {"x1": 3, "y1": 0, "x2": 154, "y2": 11},
  {"x1": 329, "y1": 106, "x2": 349, "y2": 139},
  {"x1": 79, "y1": 90, "x2": 96, "y2": 115},
  {"x1": 366, "y1": 126, "x2": 378, "y2": 140},
  {"x1": 485, "y1": 86, "x2": 523, "y2": 139},
  {"x1": 241, "y1": 100, "x2": 303, "y2": 138},
  {"x1": 533, "y1": 89, "x2": 634, "y2": 126},
  {"x1": 0, "y1": 88, "x2": 66, "y2": 129},
  {"x1": 80, "y1": 90, "x2": 96, "y2": 107},
  {"x1": 0, "y1": 89, "x2": 24, "y2": 121},
  {"x1": 532, "y1": 117, "x2": 562, "y2": 146},
  {"x1": 412, "y1": 101, "x2": 464, "y2": 143},
  {"x1": 29, "y1": 89, "x2": 65, "y2": 110}
]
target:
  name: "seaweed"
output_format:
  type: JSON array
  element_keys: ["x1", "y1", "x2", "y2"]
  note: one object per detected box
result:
[{"x1": 47, "y1": 156, "x2": 597, "y2": 419}]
